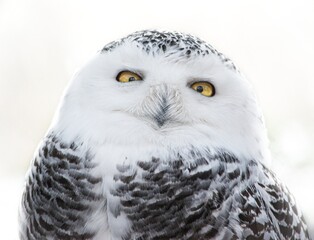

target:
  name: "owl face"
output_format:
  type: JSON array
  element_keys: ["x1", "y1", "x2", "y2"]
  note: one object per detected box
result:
[{"x1": 55, "y1": 30, "x2": 269, "y2": 163}]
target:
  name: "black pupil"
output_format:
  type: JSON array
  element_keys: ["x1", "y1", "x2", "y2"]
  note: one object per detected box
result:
[
  {"x1": 129, "y1": 76, "x2": 136, "y2": 81},
  {"x1": 196, "y1": 86, "x2": 203, "y2": 93}
]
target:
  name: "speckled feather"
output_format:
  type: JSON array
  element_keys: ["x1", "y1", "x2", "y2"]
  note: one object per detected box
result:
[
  {"x1": 101, "y1": 30, "x2": 238, "y2": 71},
  {"x1": 111, "y1": 150, "x2": 310, "y2": 240},
  {"x1": 19, "y1": 135, "x2": 104, "y2": 240},
  {"x1": 20, "y1": 134, "x2": 310, "y2": 239}
]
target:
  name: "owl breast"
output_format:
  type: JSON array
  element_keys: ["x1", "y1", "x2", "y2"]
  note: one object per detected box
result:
[
  {"x1": 109, "y1": 150, "x2": 246, "y2": 240},
  {"x1": 106, "y1": 148, "x2": 310, "y2": 240}
]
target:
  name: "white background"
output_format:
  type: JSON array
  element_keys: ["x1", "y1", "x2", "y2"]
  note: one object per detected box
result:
[{"x1": 0, "y1": 0, "x2": 313, "y2": 239}]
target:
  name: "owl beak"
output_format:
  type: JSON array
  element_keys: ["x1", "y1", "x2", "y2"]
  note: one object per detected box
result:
[
  {"x1": 154, "y1": 96, "x2": 170, "y2": 127},
  {"x1": 141, "y1": 83, "x2": 183, "y2": 128}
]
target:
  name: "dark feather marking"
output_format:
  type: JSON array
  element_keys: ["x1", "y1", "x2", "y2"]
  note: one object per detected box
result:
[
  {"x1": 101, "y1": 30, "x2": 238, "y2": 71},
  {"x1": 112, "y1": 151, "x2": 311, "y2": 239},
  {"x1": 19, "y1": 134, "x2": 103, "y2": 240}
]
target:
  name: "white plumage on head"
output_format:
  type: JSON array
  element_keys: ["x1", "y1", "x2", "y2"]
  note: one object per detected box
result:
[{"x1": 54, "y1": 30, "x2": 269, "y2": 164}]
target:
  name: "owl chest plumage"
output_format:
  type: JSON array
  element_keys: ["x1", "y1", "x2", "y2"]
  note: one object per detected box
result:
[
  {"x1": 109, "y1": 154, "x2": 242, "y2": 240},
  {"x1": 19, "y1": 135, "x2": 310, "y2": 240},
  {"x1": 105, "y1": 147, "x2": 310, "y2": 240}
]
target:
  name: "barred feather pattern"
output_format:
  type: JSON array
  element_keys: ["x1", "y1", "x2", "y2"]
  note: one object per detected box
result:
[
  {"x1": 19, "y1": 134, "x2": 104, "y2": 240},
  {"x1": 111, "y1": 151, "x2": 311, "y2": 240},
  {"x1": 19, "y1": 134, "x2": 311, "y2": 240}
]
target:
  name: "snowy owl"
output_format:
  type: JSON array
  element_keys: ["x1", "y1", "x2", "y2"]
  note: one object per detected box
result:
[{"x1": 19, "y1": 30, "x2": 311, "y2": 240}]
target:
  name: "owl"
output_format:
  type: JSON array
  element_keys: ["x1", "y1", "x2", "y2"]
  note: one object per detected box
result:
[{"x1": 19, "y1": 30, "x2": 311, "y2": 240}]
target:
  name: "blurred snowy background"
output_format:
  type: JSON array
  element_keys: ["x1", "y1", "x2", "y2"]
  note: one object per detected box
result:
[{"x1": 0, "y1": 0, "x2": 313, "y2": 239}]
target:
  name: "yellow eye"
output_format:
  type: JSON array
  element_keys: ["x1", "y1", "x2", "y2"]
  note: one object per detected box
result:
[
  {"x1": 116, "y1": 71, "x2": 142, "y2": 83},
  {"x1": 191, "y1": 81, "x2": 215, "y2": 97}
]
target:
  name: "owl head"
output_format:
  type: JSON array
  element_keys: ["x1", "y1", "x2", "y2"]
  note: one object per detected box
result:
[{"x1": 52, "y1": 30, "x2": 270, "y2": 164}]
